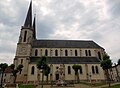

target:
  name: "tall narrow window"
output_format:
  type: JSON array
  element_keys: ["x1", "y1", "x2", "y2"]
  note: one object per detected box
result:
[
  {"x1": 68, "y1": 66, "x2": 71, "y2": 74},
  {"x1": 23, "y1": 31, "x2": 27, "y2": 42},
  {"x1": 45, "y1": 49, "x2": 48, "y2": 56},
  {"x1": 75, "y1": 50, "x2": 78, "y2": 56},
  {"x1": 70, "y1": 50, "x2": 72, "y2": 56},
  {"x1": 60, "y1": 50, "x2": 62, "y2": 56},
  {"x1": 95, "y1": 66, "x2": 99, "y2": 74},
  {"x1": 92, "y1": 66, "x2": 95, "y2": 74},
  {"x1": 55, "y1": 50, "x2": 58, "y2": 56},
  {"x1": 35, "y1": 49, "x2": 38, "y2": 56},
  {"x1": 40, "y1": 49, "x2": 42, "y2": 56},
  {"x1": 50, "y1": 50, "x2": 52, "y2": 56},
  {"x1": 98, "y1": 52, "x2": 101, "y2": 60},
  {"x1": 85, "y1": 50, "x2": 88, "y2": 56},
  {"x1": 79, "y1": 66, "x2": 83, "y2": 74},
  {"x1": 88, "y1": 50, "x2": 91, "y2": 56},
  {"x1": 21, "y1": 59, "x2": 23, "y2": 64},
  {"x1": 31, "y1": 66, "x2": 35, "y2": 75},
  {"x1": 65, "y1": 50, "x2": 68, "y2": 56}
]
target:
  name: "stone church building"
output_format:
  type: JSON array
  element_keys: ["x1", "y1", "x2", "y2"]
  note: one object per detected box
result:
[{"x1": 14, "y1": 1, "x2": 106, "y2": 83}]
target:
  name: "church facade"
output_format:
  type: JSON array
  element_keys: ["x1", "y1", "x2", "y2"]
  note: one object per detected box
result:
[{"x1": 14, "y1": 1, "x2": 106, "y2": 83}]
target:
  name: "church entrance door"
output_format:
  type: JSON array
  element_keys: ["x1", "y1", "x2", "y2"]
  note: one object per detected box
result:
[{"x1": 56, "y1": 74, "x2": 59, "y2": 80}]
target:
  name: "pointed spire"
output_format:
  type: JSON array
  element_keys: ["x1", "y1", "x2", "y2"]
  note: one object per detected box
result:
[
  {"x1": 24, "y1": 0, "x2": 32, "y2": 28},
  {"x1": 33, "y1": 15, "x2": 36, "y2": 39}
]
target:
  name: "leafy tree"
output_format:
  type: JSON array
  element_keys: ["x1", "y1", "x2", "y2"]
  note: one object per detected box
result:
[
  {"x1": 44, "y1": 65, "x2": 50, "y2": 82},
  {"x1": 72, "y1": 64, "x2": 81, "y2": 82},
  {"x1": 17, "y1": 64, "x2": 23, "y2": 74},
  {"x1": 101, "y1": 54, "x2": 112, "y2": 87},
  {"x1": 118, "y1": 59, "x2": 120, "y2": 65},
  {"x1": 0, "y1": 63, "x2": 8, "y2": 87},
  {"x1": 10, "y1": 64, "x2": 23, "y2": 83},
  {"x1": 37, "y1": 56, "x2": 48, "y2": 88}
]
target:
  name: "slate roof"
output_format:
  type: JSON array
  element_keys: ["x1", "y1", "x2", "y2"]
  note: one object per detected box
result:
[
  {"x1": 30, "y1": 57, "x2": 100, "y2": 64},
  {"x1": 32, "y1": 40, "x2": 103, "y2": 49}
]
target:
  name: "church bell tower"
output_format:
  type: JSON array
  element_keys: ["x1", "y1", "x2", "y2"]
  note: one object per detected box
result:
[{"x1": 14, "y1": 0, "x2": 36, "y2": 82}]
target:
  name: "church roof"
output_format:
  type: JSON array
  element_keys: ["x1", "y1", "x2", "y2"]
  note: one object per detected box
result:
[
  {"x1": 30, "y1": 57, "x2": 100, "y2": 64},
  {"x1": 32, "y1": 40, "x2": 103, "y2": 49}
]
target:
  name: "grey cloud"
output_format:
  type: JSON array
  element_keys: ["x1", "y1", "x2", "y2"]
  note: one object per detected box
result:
[{"x1": 107, "y1": 0, "x2": 120, "y2": 18}]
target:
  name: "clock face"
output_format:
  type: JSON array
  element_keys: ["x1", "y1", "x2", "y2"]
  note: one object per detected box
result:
[{"x1": 19, "y1": 46, "x2": 27, "y2": 55}]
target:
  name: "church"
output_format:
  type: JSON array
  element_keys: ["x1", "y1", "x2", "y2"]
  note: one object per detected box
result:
[{"x1": 14, "y1": 1, "x2": 106, "y2": 83}]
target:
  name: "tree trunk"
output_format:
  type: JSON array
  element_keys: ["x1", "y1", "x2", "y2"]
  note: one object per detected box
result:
[
  {"x1": 0, "y1": 71, "x2": 4, "y2": 87},
  {"x1": 46, "y1": 75, "x2": 48, "y2": 83},
  {"x1": 41, "y1": 70, "x2": 44, "y2": 88},
  {"x1": 77, "y1": 72, "x2": 80, "y2": 83},
  {"x1": 14, "y1": 75, "x2": 17, "y2": 83},
  {"x1": 105, "y1": 70, "x2": 111, "y2": 87}
]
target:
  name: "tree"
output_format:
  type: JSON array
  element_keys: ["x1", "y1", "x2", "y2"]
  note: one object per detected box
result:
[
  {"x1": 44, "y1": 65, "x2": 50, "y2": 82},
  {"x1": 118, "y1": 59, "x2": 120, "y2": 65},
  {"x1": 10, "y1": 64, "x2": 23, "y2": 83},
  {"x1": 36, "y1": 56, "x2": 48, "y2": 88},
  {"x1": 17, "y1": 64, "x2": 23, "y2": 74},
  {"x1": 0, "y1": 63, "x2": 8, "y2": 87},
  {"x1": 101, "y1": 54, "x2": 112, "y2": 87},
  {"x1": 72, "y1": 64, "x2": 81, "y2": 83}
]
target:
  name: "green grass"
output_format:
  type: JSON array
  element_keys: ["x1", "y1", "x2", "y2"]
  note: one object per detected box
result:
[
  {"x1": 80, "y1": 82, "x2": 106, "y2": 87},
  {"x1": 18, "y1": 84, "x2": 35, "y2": 88},
  {"x1": 102, "y1": 84, "x2": 120, "y2": 88}
]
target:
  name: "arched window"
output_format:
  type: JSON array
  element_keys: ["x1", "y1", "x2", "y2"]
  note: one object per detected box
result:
[
  {"x1": 85, "y1": 50, "x2": 88, "y2": 56},
  {"x1": 70, "y1": 50, "x2": 72, "y2": 56},
  {"x1": 55, "y1": 50, "x2": 58, "y2": 56},
  {"x1": 92, "y1": 66, "x2": 95, "y2": 74},
  {"x1": 95, "y1": 66, "x2": 99, "y2": 74},
  {"x1": 68, "y1": 66, "x2": 71, "y2": 74},
  {"x1": 35, "y1": 49, "x2": 38, "y2": 56},
  {"x1": 75, "y1": 50, "x2": 78, "y2": 56},
  {"x1": 79, "y1": 66, "x2": 83, "y2": 74},
  {"x1": 65, "y1": 50, "x2": 68, "y2": 56},
  {"x1": 88, "y1": 50, "x2": 91, "y2": 56},
  {"x1": 31, "y1": 66, "x2": 35, "y2": 75},
  {"x1": 23, "y1": 31, "x2": 27, "y2": 42},
  {"x1": 45, "y1": 49, "x2": 48, "y2": 56},
  {"x1": 98, "y1": 52, "x2": 101, "y2": 60}
]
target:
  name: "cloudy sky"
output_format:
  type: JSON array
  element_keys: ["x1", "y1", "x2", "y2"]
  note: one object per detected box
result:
[{"x1": 0, "y1": 0, "x2": 120, "y2": 65}]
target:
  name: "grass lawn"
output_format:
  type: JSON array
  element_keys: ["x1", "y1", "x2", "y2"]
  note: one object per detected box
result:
[
  {"x1": 102, "y1": 84, "x2": 120, "y2": 88},
  {"x1": 18, "y1": 84, "x2": 35, "y2": 88},
  {"x1": 80, "y1": 82, "x2": 106, "y2": 87}
]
